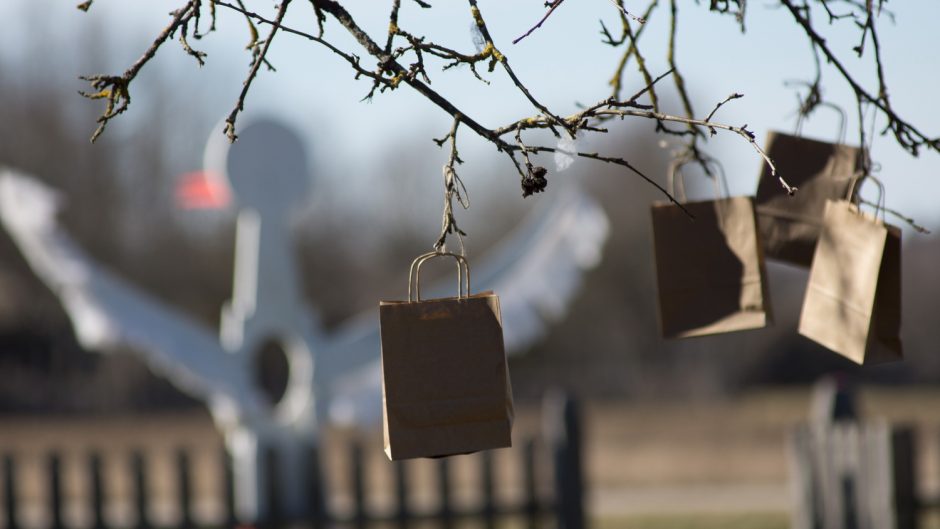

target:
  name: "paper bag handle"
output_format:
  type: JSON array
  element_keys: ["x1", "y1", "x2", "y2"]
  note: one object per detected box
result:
[
  {"x1": 667, "y1": 152, "x2": 729, "y2": 203},
  {"x1": 408, "y1": 251, "x2": 443, "y2": 301},
  {"x1": 407, "y1": 251, "x2": 471, "y2": 302},
  {"x1": 795, "y1": 101, "x2": 848, "y2": 145},
  {"x1": 847, "y1": 174, "x2": 886, "y2": 222}
]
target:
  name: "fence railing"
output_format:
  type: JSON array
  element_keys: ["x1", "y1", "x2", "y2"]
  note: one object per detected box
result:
[{"x1": 2, "y1": 394, "x2": 585, "y2": 529}]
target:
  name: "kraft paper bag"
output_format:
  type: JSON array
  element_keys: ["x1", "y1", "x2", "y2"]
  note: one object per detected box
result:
[
  {"x1": 755, "y1": 131, "x2": 861, "y2": 266},
  {"x1": 379, "y1": 252, "x2": 513, "y2": 460},
  {"x1": 651, "y1": 196, "x2": 772, "y2": 338},
  {"x1": 798, "y1": 200, "x2": 902, "y2": 364}
]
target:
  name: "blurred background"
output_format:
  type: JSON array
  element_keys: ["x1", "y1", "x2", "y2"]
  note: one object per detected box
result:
[{"x1": 0, "y1": 1, "x2": 939, "y2": 528}]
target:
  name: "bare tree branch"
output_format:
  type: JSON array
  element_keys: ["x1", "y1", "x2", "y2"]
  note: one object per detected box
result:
[
  {"x1": 75, "y1": 0, "x2": 938, "y2": 230},
  {"x1": 780, "y1": 0, "x2": 940, "y2": 157},
  {"x1": 80, "y1": 0, "x2": 201, "y2": 142}
]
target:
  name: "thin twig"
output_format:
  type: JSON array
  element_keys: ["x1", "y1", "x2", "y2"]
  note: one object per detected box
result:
[
  {"x1": 526, "y1": 145, "x2": 692, "y2": 216},
  {"x1": 607, "y1": 0, "x2": 647, "y2": 23},
  {"x1": 666, "y1": 0, "x2": 697, "y2": 136},
  {"x1": 596, "y1": 108, "x2": 791, "y2": 193},
  {"x1": 468, "y1": 0, "x2": 573, "y2": 136},
  {"x1": 223, "y1": 0, "x2": 292, "y2": 141},
  {"x1": 858, "y1": 198, "x2": 931, "y2": 234},
  {"x1": 704, "y1": 92, "x2": 744, "y2": 135},
  {"x1": 606, "y1": 0, "x2": 659, "y2": 99},
  {"x1": 433, "y1": 118, "x2": 469, "y2": 250},
  {"x1": 513, "y1": 0, "x2": 566, "y2": 45}
]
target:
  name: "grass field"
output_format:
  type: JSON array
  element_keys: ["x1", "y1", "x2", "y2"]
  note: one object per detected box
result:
[{"x1": 594, "y1": 513, "x2": 789, "y2": 529}]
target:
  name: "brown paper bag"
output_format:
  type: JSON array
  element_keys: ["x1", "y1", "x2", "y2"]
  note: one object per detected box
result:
[
  {"x1": 379, "y1": 252, "x2": 513, "y2": 460},
  {"x1": 755, "y1": 131, "x2": 861, "y2": 266},
  {"x1": 798, "y1": 200, "x2": 902, "y2": 364},
  {"x1": 651, "y1": 195, "x2": 772, "y2": 338}
]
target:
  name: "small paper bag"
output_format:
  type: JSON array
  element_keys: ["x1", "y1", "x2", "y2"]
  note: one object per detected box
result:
[
  {"x1": 651, "y1": 196, "x2": 772, "y2": 338},
  {"x1": 798, "y1": 200, "x2": 902, "y2": 364},
  {"x1": 379, "y1": 252, "x2": 513, "y2": 460},
  {"x1": 755, "y1": 131, "x2": 861, "y2": 266}
]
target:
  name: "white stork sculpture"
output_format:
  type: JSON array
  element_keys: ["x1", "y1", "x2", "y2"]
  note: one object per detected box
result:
[{"x1": 0, "y1": 117, "x2": 608, "y2": 522}]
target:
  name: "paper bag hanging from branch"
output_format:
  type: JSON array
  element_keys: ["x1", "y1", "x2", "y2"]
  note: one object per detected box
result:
[
  {"x1": 651, "y1": 157, "x2": 772, "y2": 338},
  {"x1": 799, "y1": 177, "x2": 902, "y2": 365},
  {"x1": 379, "y1": 252, "x2": 513, "y2": 461},
  {"x1": 755, "y1": 111, "x2": 862, "y2": 267}
]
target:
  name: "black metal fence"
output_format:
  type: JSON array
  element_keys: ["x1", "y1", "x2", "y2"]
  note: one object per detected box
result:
[{"x1": 2, "y1": 395, "x2": 585, "y2": 529}]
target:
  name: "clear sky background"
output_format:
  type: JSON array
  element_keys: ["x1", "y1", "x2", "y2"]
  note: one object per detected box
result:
[{"x1": 2, "y1": 1, "x2": 939, "y2": 232}]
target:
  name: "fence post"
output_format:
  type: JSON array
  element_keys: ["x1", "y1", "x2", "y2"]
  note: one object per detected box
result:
[
  {"x1": 89, "y1": 452, "x2": 106, "y2": 529},
  {"x1": 522, "y1": 439, "x2": 540, "y2": 529},
  {"x1": 263, "y1": 447, "x2": 282, "y2": 529},
  {"x1": 393, "y1": 461, "x2": 409, "y2": 529},
  {"x1": 437, "y1": 458, "x2": 453, "y2": 529},
  {"x1": 544, "y1": 392, "x2": 585, "y2": 529},
  {"x1": 305, "y1": 444, "x2": 327, "y2": 529},
  {"x1": 130, "y1": 451, "x2": 150, "y2": 529},
  {"x1": 788, "y1": 425, "x2": 818, "y2": 529},
  {"x1": 891, "y1": 428, "x2": 916, "y2": 529},
  {"x1": 349, "y1": 442, "x2": 367, "y2": 529},
  {"x1": 480, "y1": 451, "x2": 496, "y2": 529},
  {"x1": 3, "y1": 454, "x2": 17, "y2": 529},
  {"x1": 221, "y1": 449, "x2": 237, "y2": 529},
  {"x1": 48, "y1": 452, "x2": 64, "y2": 529},
  {"x1": 176, "y1": 449, "x2": 193, "y2": 529}
]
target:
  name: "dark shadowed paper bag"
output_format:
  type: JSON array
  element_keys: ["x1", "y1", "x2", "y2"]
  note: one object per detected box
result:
[
  {"x1": 379, "y1": 252, "x2": 513, "y2": 460},
  {"x1": 755, "y1": 131, "x2": 861, "y2": 266},
  {"x1": 651, "y1": 196, "x2": 772, "y2": 338},
  {"x1": 798, "y1": 200, "x2": 902, "y2": 364}
]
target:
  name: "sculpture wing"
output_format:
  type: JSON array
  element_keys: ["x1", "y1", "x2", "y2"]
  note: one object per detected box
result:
[
  {"x1": 323, "y1": 184, "x2": 609, "y2": 425},
  {"x1": 0, "y1": 169, "x2": 263, "y2": 420},
  {"x1": 468, "y1": 186, "x2": 609, "y2": 353},
  {"x1": 317, "y1": 313, "x2": 383, "y2": 425}
]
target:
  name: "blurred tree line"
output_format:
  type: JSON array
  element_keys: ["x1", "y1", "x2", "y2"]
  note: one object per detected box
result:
[{"x1": 0, "y1": 10, "x2": 938, "y2": 415}]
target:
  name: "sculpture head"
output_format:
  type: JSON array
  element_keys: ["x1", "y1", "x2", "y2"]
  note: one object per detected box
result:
[{"x1": 204, "y1": 117, "x2": 311, "y2": 215}]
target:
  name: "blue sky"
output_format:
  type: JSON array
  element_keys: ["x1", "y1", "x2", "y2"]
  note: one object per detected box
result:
[{"x1": 3, "y1": 1, "x2": 939, "y2": 232}]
